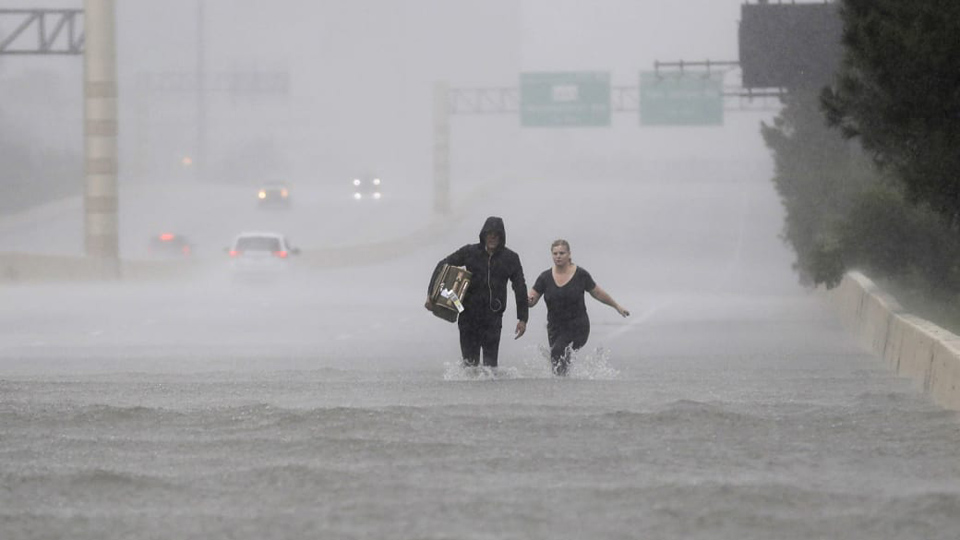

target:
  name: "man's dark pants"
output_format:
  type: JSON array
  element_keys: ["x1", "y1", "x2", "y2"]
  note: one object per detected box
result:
[{"x1": 458, "y1": 314, "x2": 503, "y2": 367}]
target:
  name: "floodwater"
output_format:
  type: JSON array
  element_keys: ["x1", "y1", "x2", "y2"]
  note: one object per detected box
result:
[
  {"x1": 2, "y1": 304, "x2": 958, "y2": 540},
  {"x1": 2, "y1": 167, "x2": 959, "y2": 539}
]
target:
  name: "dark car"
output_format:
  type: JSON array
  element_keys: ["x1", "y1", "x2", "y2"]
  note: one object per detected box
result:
[
  {"x1": 258, "y1": 183, "x2": 291, "y2": 208},
  {"x1": 148, "y1": 233, "x2": 194, "y2": 257}
]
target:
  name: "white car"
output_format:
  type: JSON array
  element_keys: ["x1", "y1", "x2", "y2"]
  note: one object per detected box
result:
[{"x1": 227, "y1": 232, "x2": 300, "y2": 280}]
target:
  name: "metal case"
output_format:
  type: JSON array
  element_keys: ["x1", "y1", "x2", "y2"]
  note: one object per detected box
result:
[{"x1": 429, "y1": 264, "x2": 472, "y2": 323}]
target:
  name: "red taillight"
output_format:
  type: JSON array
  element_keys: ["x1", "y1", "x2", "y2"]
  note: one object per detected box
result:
[
  {"x1": 229, "y1": 250, "x2": 240, "y2": 257},
  {"x1": 273, "y1": 251, "x2": 288, "y2": 258},
  {"x1": 159, "y1": 233, "x2": 175, "y2": 241},
  {"x1": 182, "y1": 245, "x2": 191, "y2": 255}
]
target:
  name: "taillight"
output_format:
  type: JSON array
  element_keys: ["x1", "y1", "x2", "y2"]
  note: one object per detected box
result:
[
  {"x1": 229, "y1": 250, "x2": 240, "y2": 257},
  {"x1": 159, "y1": 233, "x2": 175, "y2": 241},
  {"x1": 182, "y1": 245, "x2": 191, "y2": 255},
  {"x1": 273, "y1": 251, "x2": 288, "y2": 258}
]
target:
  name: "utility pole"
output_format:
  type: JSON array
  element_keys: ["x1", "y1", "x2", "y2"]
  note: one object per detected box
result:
[{"x1": 196, "y1": 0, "x2": 205, "y2": 181}]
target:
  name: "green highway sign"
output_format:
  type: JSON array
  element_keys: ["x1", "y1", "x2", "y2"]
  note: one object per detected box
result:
[
  {"x1": 520, "y1": 72, "x2": 611, "y2": 127},
  {"x1": 640, "y1": 72, "x2": 724, "y2": 126}
]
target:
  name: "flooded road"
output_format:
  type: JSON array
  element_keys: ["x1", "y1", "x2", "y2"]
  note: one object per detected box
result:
[{"x1": 2, "y1": 167, "x2": 958, "y2": 539}]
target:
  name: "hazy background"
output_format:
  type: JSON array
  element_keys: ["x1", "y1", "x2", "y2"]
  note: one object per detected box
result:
[
  {"x1": 0, "y1": 0, "x2": 799, "y2": 375},
  {"x1": 0, "y1": 0, "x2": 772, "y2": 196},
  {"x1": 0, "y1": 0, "x2": 799, "y2": 377}
]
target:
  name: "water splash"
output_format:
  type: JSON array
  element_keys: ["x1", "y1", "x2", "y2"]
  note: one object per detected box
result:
[
  {"x1": 509, "y1": 344, "x2": 622, "y2": 380},
  {"x1": 439, "y1": 343, "x2": 622, "y2": 381},
  {"x1": 441, "y1": 361, "x2": 521, "y2": 381},
  {"x1": 566, "y1": 346, "x2": 621, "y2": 380}
]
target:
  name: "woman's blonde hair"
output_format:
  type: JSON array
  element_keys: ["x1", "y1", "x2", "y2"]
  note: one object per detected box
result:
[{"x1": 551, "y1": 239, "x2": 570, "y2": 252}]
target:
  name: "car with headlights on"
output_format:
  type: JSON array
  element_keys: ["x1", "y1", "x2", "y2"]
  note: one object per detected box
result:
[
  {"x1": 257, "y1": 183, "x2": 291, "y2": 208},
  {"x1": 351, "y1": 174, "x2": 382, "y2": 202}
]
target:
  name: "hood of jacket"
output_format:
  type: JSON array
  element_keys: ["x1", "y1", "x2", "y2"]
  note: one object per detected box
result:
[{"x1": 478, "y1": 216, "x2": 507, "y2": 250}]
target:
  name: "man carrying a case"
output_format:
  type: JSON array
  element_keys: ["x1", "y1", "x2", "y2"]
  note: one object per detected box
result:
[{"x1": 425, "y1": 216, "x2": 528, "y2": 368}]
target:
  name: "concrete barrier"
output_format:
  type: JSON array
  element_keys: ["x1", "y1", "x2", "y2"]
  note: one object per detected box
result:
[
  {"x1": 0, "y1": 253, "x2": 198, "y2": 283},
  {"x1": 932, "y1": 338, "x2": 960, "y2": 410},
  {"x1": 828, "y1": 271, "x2": 960, "y2": 411},
  {"x1": 0, "y1": 253, "x2": 99, "y2": 282}
]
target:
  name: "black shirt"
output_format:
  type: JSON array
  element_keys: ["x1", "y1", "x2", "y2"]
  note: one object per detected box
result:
[
  {"x1": 428, "y1": 216, "x2": 528, "y2": 324},
  {"x1": 533, "y1": 266, "x2": 596, "y2": 326},
  {"x1": 431, "y1": 244, "x2": 528, "y2": 323}
]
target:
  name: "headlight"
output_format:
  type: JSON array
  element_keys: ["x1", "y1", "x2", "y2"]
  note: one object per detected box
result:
[
  {"x1": 258, "y1": 190, "x2": 266, "y2": 199},
  {"x1": 354, "y1": 192, "x2": 362, "y2": 200},
  {"x1": 353, "y1": 179, "x2": 361, "y2": 186},
  {"x1": 372, "y1": 178, "x2": 381, "y2": 186},
  {"x1": 373, "y1": 192, "x2": 381, "y2": 199}
]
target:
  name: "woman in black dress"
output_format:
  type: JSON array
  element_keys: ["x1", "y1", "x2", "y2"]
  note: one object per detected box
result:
[{"x1": 528, "y1": 239, "x2": 630, "y2": 375}]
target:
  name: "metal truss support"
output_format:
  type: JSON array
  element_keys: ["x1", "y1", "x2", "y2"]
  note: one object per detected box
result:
[
  {"x1": 447, "y1": 85, "x2": 643, "y2": 114},
  {"x1": 654, "y1": 59, "x2": 787, "y2": 109},
  {"x1": 727, "y1": 87, "x2": 787, "y2": 100},
  {"x1": 724, "y1": 87, "x2": 786, "y2": 111},
  {"x1": 654, "y1": 59, "x2": 741, "y2": 76},
  {"x1": 447, "y1": 85, "x2": 644, "y2": 114},
  {"x1": 444, "y1": 80, "x2": 780, "y2": 116},
  {"x1": 0, "y1": 9, "x2": 84, "y2": 55}
]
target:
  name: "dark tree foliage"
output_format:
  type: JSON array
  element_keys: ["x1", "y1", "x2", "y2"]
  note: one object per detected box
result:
[
  {"x1": 821, "y1": 0, "x2": 960, "y2": 227},
  {"x1": 841, "y1": 188, "x2": 960, "y2": 294},
  {"x1": 762, "y1": 87, "x2": 960, "y2": 296},
  {"x1": 763, "y1": 1, "x2": 960, "y2": 329},
  {"x1": 761, "y1": 89, "x2": 874, "y2": 287}
]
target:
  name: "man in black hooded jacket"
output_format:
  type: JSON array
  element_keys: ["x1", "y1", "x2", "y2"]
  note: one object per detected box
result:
[{"x1": 425, "y1": 216, "x2": 528, "y2": 367}]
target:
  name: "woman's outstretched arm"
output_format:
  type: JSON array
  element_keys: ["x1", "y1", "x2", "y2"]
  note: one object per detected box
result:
[{"x1": 588, "y1": 285, "x2": 629, "y2": 317}]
